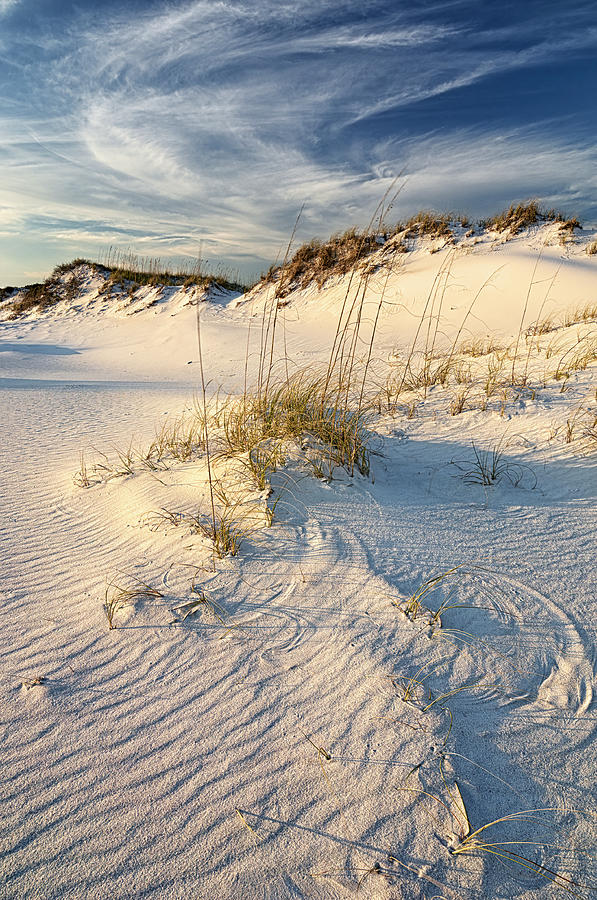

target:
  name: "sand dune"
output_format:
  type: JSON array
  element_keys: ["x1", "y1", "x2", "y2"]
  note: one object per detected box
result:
[{"x1": 1, "y1": 223, "x2": 596, "y2": 898}]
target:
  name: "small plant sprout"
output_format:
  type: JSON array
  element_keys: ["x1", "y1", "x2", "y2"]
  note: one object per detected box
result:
[
  {"x1": 393, "y1": 659, "x2": 451, "y2": 704},
  {"x1": 297, "y1": 725, "x2": 332, "y2": 761},
  {"x1": 456, "y1": 439, "x2": 537, "y2": 488},
  {"x1": 104, "y1": 577, "x2": 164, "y2": 629},
  {"x1": 74, "y1": 451, "x2": 91, "y2": 487},
  {"x1": 21, "y1": 674, "x2": 47, "y2": 690},
  {"x1": 399, "y1": 564, "x2": 468, "y2": 622}
]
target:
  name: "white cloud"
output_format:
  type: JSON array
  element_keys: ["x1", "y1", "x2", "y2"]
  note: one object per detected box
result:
[
  {"x1": 377, "y1": 129, "x2": 597, "y2": 222},
  {"x1": 2, "y1": 0, "x2": 597, "y2": 282}
]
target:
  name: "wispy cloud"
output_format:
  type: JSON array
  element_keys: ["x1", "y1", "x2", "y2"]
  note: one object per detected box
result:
[
  {"x1": 284, "y1": 23, "x2": 459, "y2": 52},
  {"x1": 348, "y1": 27, "x2": 597, "y2": 123},
  {"x1": 383, "y1": 129, "x2": 597, "y2": 213},
  {"x1": 0, "y1": 0, "x2": 18, "y2": 15},
  {"x1": 1, "y1": 0, "x2": 597, "y2": 282}
]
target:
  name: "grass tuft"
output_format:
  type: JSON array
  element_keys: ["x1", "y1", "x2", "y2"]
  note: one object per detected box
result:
[
  {"x1": 479, "y1": 202, "x2": 577, "y2": 235},
  {"x1": 452, "y1": 808, "x2": 589, "y2": 897},
  {"x1": 266, "y1": 227, "x2": 385, "y2": 295},
  {"x1": 456, "y1": 440, "x2": 537, "y2": 488},
  {"x1": 217, "y1": 369, "x2": 373, "y2": 478},
  {"x1": 104, "y1": 577, "x2": 164, "y2": 629}
]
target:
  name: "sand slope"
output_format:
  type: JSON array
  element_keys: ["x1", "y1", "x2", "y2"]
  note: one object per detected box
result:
[{"x1": 1, "y1": 225, "x2": 596, "y2": 898}]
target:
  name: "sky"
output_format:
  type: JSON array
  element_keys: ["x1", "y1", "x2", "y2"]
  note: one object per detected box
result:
[{"x1": 1, "y1": 0, "x2": 597, "y2": 285}]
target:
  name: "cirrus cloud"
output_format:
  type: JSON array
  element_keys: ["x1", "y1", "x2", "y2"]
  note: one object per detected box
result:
[{"x1": 1, "y1": 0, "x2": 596, "y2": 283}]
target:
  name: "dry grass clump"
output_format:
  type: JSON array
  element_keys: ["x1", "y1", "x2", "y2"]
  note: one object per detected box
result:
[
  {"x1": 553, "y1": 335, "x2": 597, "y2": 381},
  {"x1": 197, "y1": 478, "x2": 267, "y2": 555},
  {"x1": 77, "y1": 368, "x2": 372, "y2": 497},
  {"x1": 100, "y1": 247, "x2": 247, "y2": 293},
  {"x1": 182, "y1": 502, "x2": 248, "y2": 558},
  {"x1": 380, "y1": 355, "x2": 452, "y2": 412},
  {"x1": 218, "y1": 370, "x2": 373, "y2": 478},
  {"x1": 525, "y1": 316, "x2": 558, "y2": 338},
  {"x1": 561, "y1": 302, "x2": 597, "y2": 327},
  {"x1": 558, "y1": 216, "x2": 583, "y2": 234},
  {"x1": 150, "y1": 414, "x2": 206, "y2": 463},
  {"x1": 0, "y1": 286, "x2": 17, "y2": 304},
  {"x1": 9, "y1": 282, "x2": 51, "y2": 317},
  {"x1": 479, "y1": 202, "x2": 578, "y2": 236},
  {"x1": 79, "y1": 318, "x2": 374, "y2": 572},
  {"x1": 587, "y1": 239, "x2": 597, "y2": 256},
  {"x1": 7, "y1": 252, "x2": 248, "y2": 319},
  {"x1": 102, "y1": 267, "x2": 244, "y2": 295},
  {"x1": 403, "y1": 210, "x2": 453, "y2": 238},
  {"x1": 256, "y1": 201, "x2": 586, "y2": 297},
  {"x1": 267, "y1": 228, "x2": 383, "y2": 295},
  {"x1": 449, "y1": 386, "x2": 473, "y2": 416},
  {"x1": 237, "y1": 440, "x2": 285, "y2": 492},
  {"x1": 522, "y1": 304, "x2": 596, "y2": 360},
  {"x1": 104, "y1": 577, "x2": 164, "y2": 629},
  {"x1": 8, "y1": 259, "x2": 92, "y2": 318},
  {"x1": 382, "y1": 352, "x2": 455, "y2": 411},
  {"x1": 458, "y1": 337, "x2": 503, "y2": 357},
  {"x1": 580, "y1": 412, "x2": 597, "y2": 453},
  {"x1": 74, "y1": 413, "x2": 206, "y2": 485},
  {"x1": 52, "y1": 258, "x2": 93, "y2": 276},
  {"x1": 146, "y1": 478, "x2": 270, "y2": 558},
  {"x1": 381, "y1": 306, "x2": 596, "y2": 422},
  {"x1": 556, "y1": 397, "x2": 597, "y2": 452}
]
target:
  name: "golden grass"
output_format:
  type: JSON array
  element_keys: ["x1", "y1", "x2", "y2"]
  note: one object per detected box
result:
[
  {"x1": 479, "y1": 201, "x2": 578, "y2": 236},
  {"x1": 104, "y1": 577, "x2": 164, "y2": 629}
]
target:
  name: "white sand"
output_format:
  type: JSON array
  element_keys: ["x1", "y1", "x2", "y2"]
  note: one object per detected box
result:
[{"x1": 1, "y1": 225, "x2": 596, "y2": 898}]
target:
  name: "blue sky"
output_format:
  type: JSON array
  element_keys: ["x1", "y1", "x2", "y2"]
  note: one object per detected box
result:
[{"x1": 1, "y1": 0, "x2": 596, "y2": 284}]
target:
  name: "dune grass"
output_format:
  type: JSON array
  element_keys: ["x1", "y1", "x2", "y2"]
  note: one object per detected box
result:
[
  {"x1": 479, "y1": 201, "x2": 580, "y2": 236},
  {"x1": 456, "y1": 439, "x2": 537, "y2": 488},
  {"x1": 104, "y1": 577, "x2": 164, "y2": 629},
  {"x1": 259, "y1": 202, "x2": 584, "y2": 299},
  {"x1": 6, "y1": 253, "x2": 248, "y2": 319},
  {"x1": 216, "y1": 371, "x2": 373, "y2": 477},
  {"x1": 99, "y1": 247, "x2": 247, "y2": 292},
  {"x1": 8, "y1": 260, "x2": 92, "y2": 317},
  {"x1": 75, "y1": 219, "x2": 596, "y2": 560}
]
